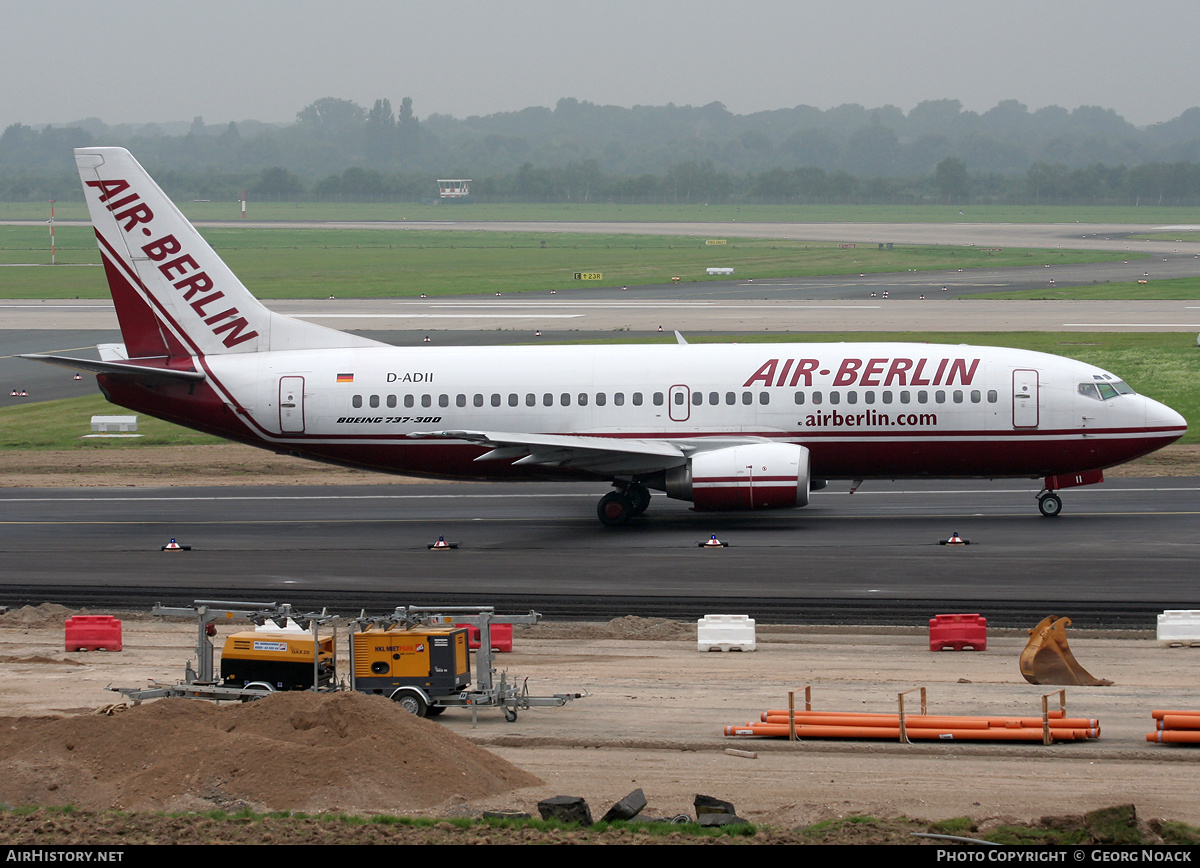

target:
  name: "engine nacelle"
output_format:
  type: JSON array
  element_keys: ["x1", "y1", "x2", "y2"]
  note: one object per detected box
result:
[{"x1": 664, "y1": 442, "x2": 811, "y2": 511}]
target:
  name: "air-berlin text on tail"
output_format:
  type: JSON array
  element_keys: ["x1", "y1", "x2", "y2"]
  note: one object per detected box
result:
[
  {"x1": 743, "y1": 357, "x2": 981, "y2": 389},
  {"x1": 84, "y1": 177, "x2": 260, "y2": 349}
]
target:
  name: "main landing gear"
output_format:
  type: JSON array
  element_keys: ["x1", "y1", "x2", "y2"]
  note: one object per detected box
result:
[
  {"x1": 597, "y1": 483, "x2": 651, "y2": 527},
  {"x1": 1037, "y1": 491, "x2": 1063, "y2": 518}
]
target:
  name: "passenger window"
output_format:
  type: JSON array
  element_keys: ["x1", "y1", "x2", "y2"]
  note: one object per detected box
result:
[
  {"x1": 935, "y1": 390, "x2": 946, "y2": 403},
  {"x1": 953, "y1": 390, "x2": 963, "y2": 403},
  {"x1": 525, "y1": 393, "x2": 536, "y2": 407},
  {"x1": 491, "y1": 393, "x2": 501, "y2": 407},
  {"x1": 864, "y1": 391, "x2": 875, "y2": 404},
  {"x1": 473, "y1": 394, "x2": 484, "y2": 407},
  {"x1": 829, "y1": 391, "x2": 840, "y2": 405},
  {"x1": 917, "y1": 390, "x2": 927, "y2": 404},
  {"x1": 369, "y1": 395, "x2": 380, "y2": 408},
  {"x1": 692, "y1": 392, "x2": 702, "y2": 405},
  {"x1": 578, "y1": 393, "x2": 589, "y2": 406},
  {"x1": 614, "y1": 393, "x2": 625, "y2": 406},
  {"x1": 404, "y1": 394, "x2": 415, "y2": 408},
  {"x1": 387, "y1": 395, "x2": 397, "y2": 409},
  {"x1": 633, "y1": 392, "x2": 644, "y2": 406},
  {"x1": 812, "y1": 391, "x2": 823, "y2": 405},
  {"x1": 742, "y1": 392, "x2": 752, "y2": 405},
  {"x1": 439, "y1": 394, "x2": 450, "y2": 408},
  {"x1": 421, "y1": 394, "x2": 432, "y2": 408},
  {"x1": 561, "y1": 393, "x2": 571, "y2": 406},
  {"x1": 543, "y1": 393, "x2": 553, "y2": 407},
  {"x1": 794, "y1": 391, "x2": 805, "y2": 405},
  {"x1": 900, "y1": 391, "x2": 910, "y2": 404},
  {"x1": 597, "y1": 392, "x2": 607, "y2": 406},
  {"x1": 987, "y1": 390, "x2": 998, "y2": 403},
  {"x1": 654, "y1": 393, "x2": 664, "y2": 406},
  {"x1": 508, "y1": 393, "x2": 518, "y2": 407},
  {"x1": 456, "y1": 394, "x2": 466, "y2": 407},
  {"x1": 971, "y1": 390, "x2": 981, "y2": 403},
  {"x1": 847, "y1": 391, "x2": 857, "y2": 405},
  {"x1": 674, "y1": 392, "x2": 684, "y2": 405},
  {"x1": 708, "y1": 392, "x2": 718, "y2": 405},
  {"x1": 759, "y1": 392, "x2": 769, "y2": 405},
  {"x1": 352, "y1": 395, "x2": 362, "y2": 409},
  {"x1": 725, "y1": 392, "x2": 735, "y2": 405},
  {"x1": 882, "y1": 391, "x2": 893, "y2": 404}
]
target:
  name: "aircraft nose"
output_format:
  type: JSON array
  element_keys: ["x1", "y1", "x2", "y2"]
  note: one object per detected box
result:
[{"x1": 1145, "y1": 396, "x2": 1187, "y2": 436}]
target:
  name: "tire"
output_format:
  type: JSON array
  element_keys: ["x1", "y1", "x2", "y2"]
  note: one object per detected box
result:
[
  {"x1": 1038, "y1": 493, "x2": 1063, "y2": 518},
  {"x1": 627, "y1": 484, "x2": 651, "y2": 517},
  {"x1": 425, "y1": 705, "x2": 446, "y2": 717},
  {"x1": 504, "y1": 707, "x2": 518, "y2": 722},
  {"x1": 240, "y1": 682, "x2": 275, "y2": 703},
  {"x1": 597, "y1": 491, "x2": 634, "y2": 526},
  {"x1": 393, "y1": 690, "x2": 429, "y2": 718}
]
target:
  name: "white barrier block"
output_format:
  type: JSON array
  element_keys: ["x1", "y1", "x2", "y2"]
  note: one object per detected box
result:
[
  {"x1": 698, "y1": 614, "x2": 755, "y2": 652},
  {"x1": 91, "y1": 415, "x2": 138, "y2": 433},
  {"x1": 706, "y1": 267, "x2": 735, "y2": 276},
  {"x1": 1157, "y1": 610, "x2": 1200, "y2": 647}
]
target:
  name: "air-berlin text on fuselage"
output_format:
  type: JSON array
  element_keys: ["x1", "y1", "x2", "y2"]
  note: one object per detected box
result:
[
  {"x1": 83, "y1": 177, "x2": 260, "y2": 349},
  {"x1": 743, "y1": 357, "x2": 980, "y2": 388}
]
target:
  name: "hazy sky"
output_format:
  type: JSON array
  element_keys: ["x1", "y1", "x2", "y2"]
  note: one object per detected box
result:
[{"x1": 5, "y1": 0, "x2": 1198, "y2": 130}]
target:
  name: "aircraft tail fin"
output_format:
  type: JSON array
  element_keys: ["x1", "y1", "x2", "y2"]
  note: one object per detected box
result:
[{"x1": 75, "y1": 147, "x2": 383, "y2": 358}]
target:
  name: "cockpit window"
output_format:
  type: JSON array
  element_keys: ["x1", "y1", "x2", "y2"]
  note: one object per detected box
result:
[{"x1": 1079, "y1": 379, "x2": 1136, "y2": 401}]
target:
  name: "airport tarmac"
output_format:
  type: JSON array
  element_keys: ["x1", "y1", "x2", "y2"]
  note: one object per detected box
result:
[{"x1": 1, "y1": 478, "x2": 1196, "y2": 627}]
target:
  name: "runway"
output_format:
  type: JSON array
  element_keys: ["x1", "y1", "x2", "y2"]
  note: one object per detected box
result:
[
  {"x1": 2, "y1": 222, "x2": 1197, "y2": 624},
  {"x1": 2, "y1": 478, "x2": 1196, "y2": 626}
]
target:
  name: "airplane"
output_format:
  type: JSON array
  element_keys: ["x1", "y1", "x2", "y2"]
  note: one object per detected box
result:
[{"x1": 23, "y1": 148, "x2": 1188, "y2": 525}]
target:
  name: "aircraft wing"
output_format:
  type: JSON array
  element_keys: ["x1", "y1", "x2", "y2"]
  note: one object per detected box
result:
[
  {"x1": 20, "y1": 354, "x2": 206, "y2": 386},
  {"x1": 409, "y1": 429, "x2": 691, "y2": 475}
]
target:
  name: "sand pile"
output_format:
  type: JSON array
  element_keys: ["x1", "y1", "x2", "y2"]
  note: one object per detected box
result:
[{"x1": 0, "y1": 691, "x2": 543, "y2": 814}]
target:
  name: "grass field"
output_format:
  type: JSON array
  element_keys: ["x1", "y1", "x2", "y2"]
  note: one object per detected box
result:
[
  {"x1": 4, "y1": 332, "x2": 1193, "y2": 447},
  {"x1": 0, "y1": 225, "x2": 1141, "y2": 299},
  {"x1": 4, "y1": 200, "x2": 1200, "y2": 225},
  {"x1": 974, "y1": 276, "x2": 1200, "y2": 300}
]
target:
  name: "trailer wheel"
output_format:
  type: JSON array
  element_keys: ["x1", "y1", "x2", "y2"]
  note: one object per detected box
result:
[
  {"x1": 392, "y1": 690, "x2": 428, "y2": 718},
  {"x1": 426, "y1": 705, "x2": 445, "y2": 717},
  {"x1": 240, "y1": 682, "x2": 275, "y2": 703},
  {"x1": 504, "y1": 707, "x2": 518, "y2": 722}
]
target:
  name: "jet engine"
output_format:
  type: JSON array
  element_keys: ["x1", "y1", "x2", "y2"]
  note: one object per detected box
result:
[{"x1": 664, "y1": 442, "x2": 811, "y2": 511}]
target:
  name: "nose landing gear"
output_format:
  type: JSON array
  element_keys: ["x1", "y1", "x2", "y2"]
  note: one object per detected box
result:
[{"x1": 1037, "y1": 491, "x2": 1063, "y2": 518}]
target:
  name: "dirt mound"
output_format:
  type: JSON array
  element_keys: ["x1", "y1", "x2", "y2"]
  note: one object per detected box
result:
[
  {"x1": 531, "y1": 616, "x2": 694, "y2": 641},
  {"x1": 1, "y1": 603, "x2": 77, "y2": 629},
  {"x1": 0, "y1": 691, "x2": 542, "y2": 814}
]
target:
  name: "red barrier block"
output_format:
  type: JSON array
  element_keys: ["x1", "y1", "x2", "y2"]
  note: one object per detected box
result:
[
  {"x1": 456, "y1": 623, "x2": 514, "y2": 653},
  {"x1": 929, "y1": 613, "x2": 986, "y2": 651},
  {"x1": 65, "y1": 615, "x2": 123, "y2": 652}
]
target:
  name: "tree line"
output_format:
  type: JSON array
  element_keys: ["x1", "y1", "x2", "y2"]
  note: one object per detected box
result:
[{"x1": 4, "y1": 96, "x2": 1200, "y2": 204}]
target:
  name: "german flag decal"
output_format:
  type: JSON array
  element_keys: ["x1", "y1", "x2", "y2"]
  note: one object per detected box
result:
[{"x1": 336, "y1": 373, "x2": 354, "y2": 383}]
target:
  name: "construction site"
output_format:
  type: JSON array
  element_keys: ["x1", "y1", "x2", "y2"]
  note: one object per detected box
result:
[{"x1": 4, "y1": 602, "x2": 1200, "y2": 843}]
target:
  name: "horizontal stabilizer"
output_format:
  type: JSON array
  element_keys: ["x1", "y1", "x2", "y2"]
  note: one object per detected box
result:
[{"x1": 20, "y1": 354, "x2": 205, "y2": 385}]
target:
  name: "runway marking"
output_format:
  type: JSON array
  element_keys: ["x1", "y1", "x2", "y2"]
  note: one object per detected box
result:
[
  {"x1": 1063, "y1": 323, "x2": 1200, "y2": 328},
  {"x1": 298, "y1": 314, "x2": 585, "y2": 319}
]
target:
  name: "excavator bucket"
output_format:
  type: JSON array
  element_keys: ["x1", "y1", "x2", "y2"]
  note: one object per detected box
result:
[{"x1": 1019, "y1": 615, "x2": 1114, "y2": 686}]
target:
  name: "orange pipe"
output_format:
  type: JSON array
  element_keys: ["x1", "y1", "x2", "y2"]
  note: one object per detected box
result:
[
  {"x1": 1148, "y1": 730, "x2": 1200, "y2": 744},
  {"x1": 726, "y1": 723, "x2": 1093, "y2": 741},
  {"x1": 760, "y1": 712, "x2": 1097, "y2": 730},
  {"x1": 1159, "y1": 714, "x2": 1200, "y2": 730}
]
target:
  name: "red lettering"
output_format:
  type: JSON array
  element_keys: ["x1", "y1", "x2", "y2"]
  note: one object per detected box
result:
[
  {"x1": 860, "y1": 358, "x2": 887, "y2": 386},
  {"x1": 884, "y1": 358, "x2": 913, "y2": 386},
  {"x1": 775, "y1": 359, "x2": 794, "y2": 387},
  {"x1": 174, "y1": 271, "x2": 214, "y2": 300},
  {"x1": 932, "y1": 358, "x2": 949, "y2": 386},
  {"x1": 103, "y1": 192, "x2": 139, "y2": 212},
  {"x1": 946, "y1": 358, "x2": 980, "y2": 386},
  {"x1": 158, "y1": 254, "x2": 198, "y2": 281},
  {"x1": 788, "y1": 359, "x2": 819, "y2": 387},
  {"x1": 833, "y1": 358, "x2": 862, "y2": 386},
  {"x1": 203, "y1": 307, "x2": 239, "y2": 325},
  {"x1": 84, "y1": 179, "x2": 130, "y2": 202},
  {"x1": 114, "y1": 202, "x2": 154, "y2": 232},
  {"x1": 211, "y1": 317, "x2": 259, "y2": 348},
  {"x1": 744, "y1": 359, "x2": 778, "y2": 388},
  {"x1": 910, "y1": 358, "x2": 931, "y2": 386},
  {"x1": 189, "y1": 292, "x2": 227, "y2": 318},
  {"x1": 142, "y1": 235, "x2": 182, "y2": 261}
]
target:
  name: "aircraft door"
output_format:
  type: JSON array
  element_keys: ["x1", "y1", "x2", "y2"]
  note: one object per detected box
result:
[
  {"x1": 1012, "y1": 369, "x2": 1039, "y2": 429},
  {"x1": 279, "y1": 376, "x2": 305, "y2": 433},
  {"x1": 669, "y1": 384, "x2": 691, "y2": 422}
]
